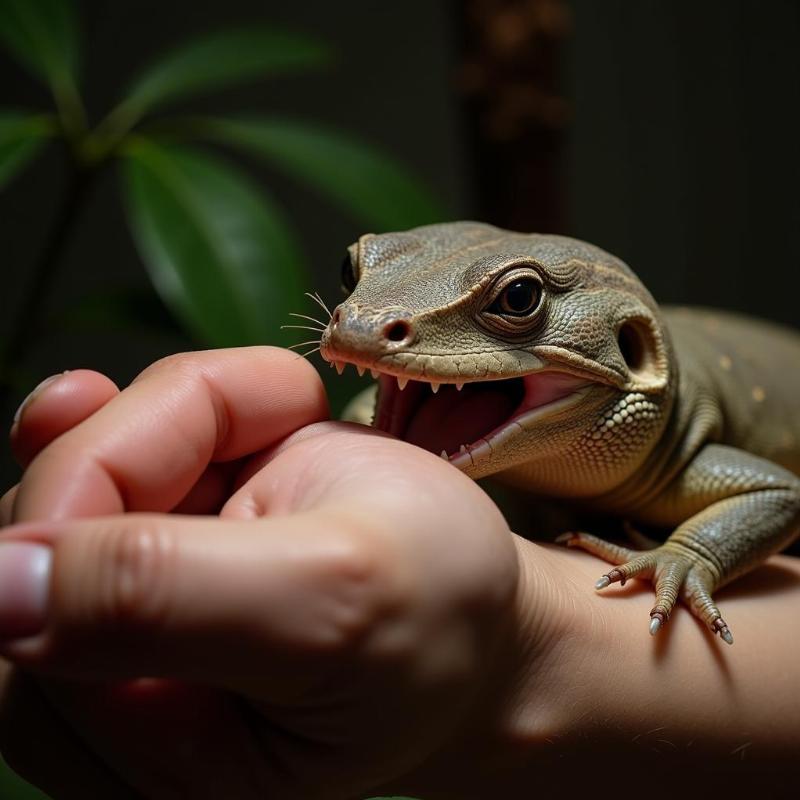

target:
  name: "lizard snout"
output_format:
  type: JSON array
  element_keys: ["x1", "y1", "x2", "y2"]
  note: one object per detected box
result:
[{"x1": 325, "y1": 304, "x2": 417, "y2": 360}]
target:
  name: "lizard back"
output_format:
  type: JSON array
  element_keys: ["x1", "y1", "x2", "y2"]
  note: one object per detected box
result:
[{"x1": 664, "y1": 307, "x2": 800, "y2": 475}]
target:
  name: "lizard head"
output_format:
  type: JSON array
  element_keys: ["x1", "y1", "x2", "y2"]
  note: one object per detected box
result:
[{"x1": 320, "y1": 222, "x2": 675, "y2": 495}]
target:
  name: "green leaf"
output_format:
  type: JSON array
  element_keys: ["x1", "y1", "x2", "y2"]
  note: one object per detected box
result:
[
  {"x1": 121, "y1": 140, "x2": 308, "y2": 348},
  {"x1": 116, "y1": 28, "x2": 330, "y2": 125},
  {"x1": 202, "y1": 116, "x2": 446, "y2": 231},
  {"x1": 0, "y1": 111, "x2": 53, "y2": 188},
  {"x1": 0, "y1": 0, "x2": 79, "y2": 92}
]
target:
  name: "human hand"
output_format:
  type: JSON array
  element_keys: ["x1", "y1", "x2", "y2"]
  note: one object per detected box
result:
[
  {"x1": 0, "y1": 349, "x2": 523, "y2": 799},
  {"x1": 2, "y1": 350, "x2": 799, "y2": 800}
]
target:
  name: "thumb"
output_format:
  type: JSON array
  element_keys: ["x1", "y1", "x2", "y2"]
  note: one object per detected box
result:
[{"x1": 0, "y1": 512, "x2": 398, "y2": 697}]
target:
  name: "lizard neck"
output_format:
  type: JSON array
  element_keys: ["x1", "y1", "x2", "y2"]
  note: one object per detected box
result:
[
  {"x1": 492, "y1": 390, "x2": 674, "y2": 501},
  {"x1": 588, "y1": 371, "x2": 723, "y2": 517},
  {"x1": 494, "y1": 354, "x2": 685, "y2": 504}
]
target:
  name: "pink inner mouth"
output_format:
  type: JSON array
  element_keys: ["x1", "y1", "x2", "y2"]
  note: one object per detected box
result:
[
  {"x1": 405, "y1": 384, "x2": 519, "y2": 454},
  {"x1": 375, "y1": 371, "x2": 587, "y2": 459}
]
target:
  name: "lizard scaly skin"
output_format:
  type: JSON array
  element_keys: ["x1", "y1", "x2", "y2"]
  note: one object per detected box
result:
[{"x1": 319, "y1": 222, "x2": 800, "y2": 644}]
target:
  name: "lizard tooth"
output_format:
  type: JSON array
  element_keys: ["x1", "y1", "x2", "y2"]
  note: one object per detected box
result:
[
  {"x1": 459, "y1": 444, "x2": 467, "y2": 453},
  {"x1": 455, "y1": 382, "x2": 464, "y2": 391},
  {"x1": 370, "y1": 369, "x2": 379, "y2": 380},
  {"x1": 397, "y1": 376, "x2": 408, "y2": 391},
  {"x1": 440, "y1": 450, "x2": 449, "y2": 459},
  {"x1": 430, "y1": 381, "x2": 440, "y2": 394},
  {"x1": 334, "y1": 361, "x2": 345, "y2": 375},
  {"x1": 356, "y1": 365, "x2": 365, "y2": 377}
]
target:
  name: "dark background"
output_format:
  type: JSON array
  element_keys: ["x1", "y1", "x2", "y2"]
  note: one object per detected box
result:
[
  {"x1": 2, "y1": 0, "x2": 799, "y2": 492},
  {"x1": 0, "y1": 3, "x2": 798, "y2": 797}
]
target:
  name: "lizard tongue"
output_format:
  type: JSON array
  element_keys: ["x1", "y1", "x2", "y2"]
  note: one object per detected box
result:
[{"x1": 404, "y1": 385, "x2": 519, "y2": 456}]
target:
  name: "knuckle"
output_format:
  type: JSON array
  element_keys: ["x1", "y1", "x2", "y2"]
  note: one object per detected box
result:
[
  {"x1": 138, "y1": 351, "x2": 209, "y2": 382},
  {"x1": 135, "y1": 353, "x2": 229, "y2": 455},
  {"x1": 310, "y1": 531, "x2": 395, "y2": 653},
  {"x1": 92, "y1": 521, "x2": 177, "y2": 632}
]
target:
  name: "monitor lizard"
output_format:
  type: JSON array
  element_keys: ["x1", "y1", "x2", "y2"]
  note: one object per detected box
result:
[{"x1": 317, "y1": 221, "x2": 800, "y2": 645}]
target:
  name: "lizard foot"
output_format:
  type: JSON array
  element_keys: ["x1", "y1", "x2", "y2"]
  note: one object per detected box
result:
[{"x1": 558, "y1": 533, "x2": 733, "y2": 644}]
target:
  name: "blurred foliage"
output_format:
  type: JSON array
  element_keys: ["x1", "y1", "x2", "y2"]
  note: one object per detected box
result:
[
  {"x1": 0, "y1": 757, "x2": 49, "y2": 800},
  {"x1": 0, "y1": 0, "x2": 446, "y2": 388},
  {"x1": 0, "y1": 0, "x2": 445, "y2": 794}
]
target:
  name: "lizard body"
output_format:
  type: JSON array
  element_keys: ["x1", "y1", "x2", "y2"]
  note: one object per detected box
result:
[{"x1": 319, "y1": 221, "x2": 800, "y2": 643}]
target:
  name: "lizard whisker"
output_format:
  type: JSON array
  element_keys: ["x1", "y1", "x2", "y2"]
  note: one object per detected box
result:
[
  {"x1": 296, "y1": 346, "x2": 321, "y2": 360},
  {"x1": 305, "y1": 291, "x2": 332, "y2": 319},
  {"x1": 287, "y1": 339, "x2": 322, "y2": 351},
  {"x1": 289, "y1": 312, "x2": 328, "y2": 327},
  {"x1": 280, "y1": 324, "x2": 327, "y2": 333}
]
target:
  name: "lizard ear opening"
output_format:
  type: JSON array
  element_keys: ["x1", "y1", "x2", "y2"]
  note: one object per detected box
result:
[{"x1": 617, "y1": 319, "x2": 664, "y2": 387}]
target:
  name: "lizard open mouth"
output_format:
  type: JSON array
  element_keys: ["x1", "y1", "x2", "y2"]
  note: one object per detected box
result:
[{"x1": 341, "y1": 367, "x2": 589, "y2": 469}]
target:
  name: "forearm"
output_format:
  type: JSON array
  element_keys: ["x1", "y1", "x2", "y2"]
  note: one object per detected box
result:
[
  {"x1": 539, "y1": 546, "x2": 800, "y2": 755},
  {"x1": 389, "y1": 543, "x2": 800, "y2": 799}
]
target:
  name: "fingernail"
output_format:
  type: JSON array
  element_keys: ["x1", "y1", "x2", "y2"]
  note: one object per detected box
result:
[
  {"x1": 0, "y1": 542, "x2": 52, "y2": 639},
  {"x1": 11, "y1": 371, "x2": 69, "y2": 430}
]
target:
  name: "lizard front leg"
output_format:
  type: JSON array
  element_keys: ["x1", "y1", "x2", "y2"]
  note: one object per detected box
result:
[{"x1": 563, "y1": 445, "x2": 800, "y2": 643}]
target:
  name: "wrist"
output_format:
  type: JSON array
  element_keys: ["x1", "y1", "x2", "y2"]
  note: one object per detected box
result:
[
  {"x1": 374, "y1": 538, "x2": 593, "y2": 799},
  {"x1": 389, "y1": 547, "x2": 800, "y2": 798},
  {"x1": 505, "y1": 548, "x2": 800, "y2": 793}
]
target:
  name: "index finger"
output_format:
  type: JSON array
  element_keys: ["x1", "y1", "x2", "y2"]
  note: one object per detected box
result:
[{"x1": 13, "y1": 347, "x2": 327, "y2": 522}]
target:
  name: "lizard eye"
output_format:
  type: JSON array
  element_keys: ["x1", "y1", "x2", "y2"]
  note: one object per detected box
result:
[
  {"x1": 489, "y1": 278, "x2": 542, "y2": 317},
  {"x1": 340, "y1": 254, "x2": 359, "y2": 295}
]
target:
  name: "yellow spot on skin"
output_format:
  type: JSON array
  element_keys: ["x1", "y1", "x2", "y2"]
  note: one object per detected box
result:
[
  {"x1": 751, "y1": 386, "x2": 766, "y2": 403},
  {"x1": 719, "y1": 355, "x2": 732, "y2": 371}
]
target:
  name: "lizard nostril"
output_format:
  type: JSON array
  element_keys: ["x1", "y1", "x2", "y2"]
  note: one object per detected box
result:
[{"x1": 383, "y1": 319, "x2": 413, "y2": 344}]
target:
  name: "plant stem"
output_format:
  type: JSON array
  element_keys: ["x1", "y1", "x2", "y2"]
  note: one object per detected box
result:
[
  {"x1": 0, "y1": 158, "x2": 94, "y2": 399},
  {"x1": 52, "y1": 76, "x2": 89, "y2": 144}
]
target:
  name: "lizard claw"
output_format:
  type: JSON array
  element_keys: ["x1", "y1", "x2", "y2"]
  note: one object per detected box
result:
[
  {"x1": 649, "y1": 616, "x2": 662, "y2": 636},
  {"x1": 649, "y1": 609, "x2": 668, "y2": 636},
  {"x1": 712, "y1": 618, "x2": 734, "y2": 645},
  {"x1": 596, "y1": 567, "x2": 628, "y2": 587}
]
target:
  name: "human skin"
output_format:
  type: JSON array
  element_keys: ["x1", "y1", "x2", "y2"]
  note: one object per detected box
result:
[{"x1": 0, "y1": 349, "x2": 797, "y2": 799}]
